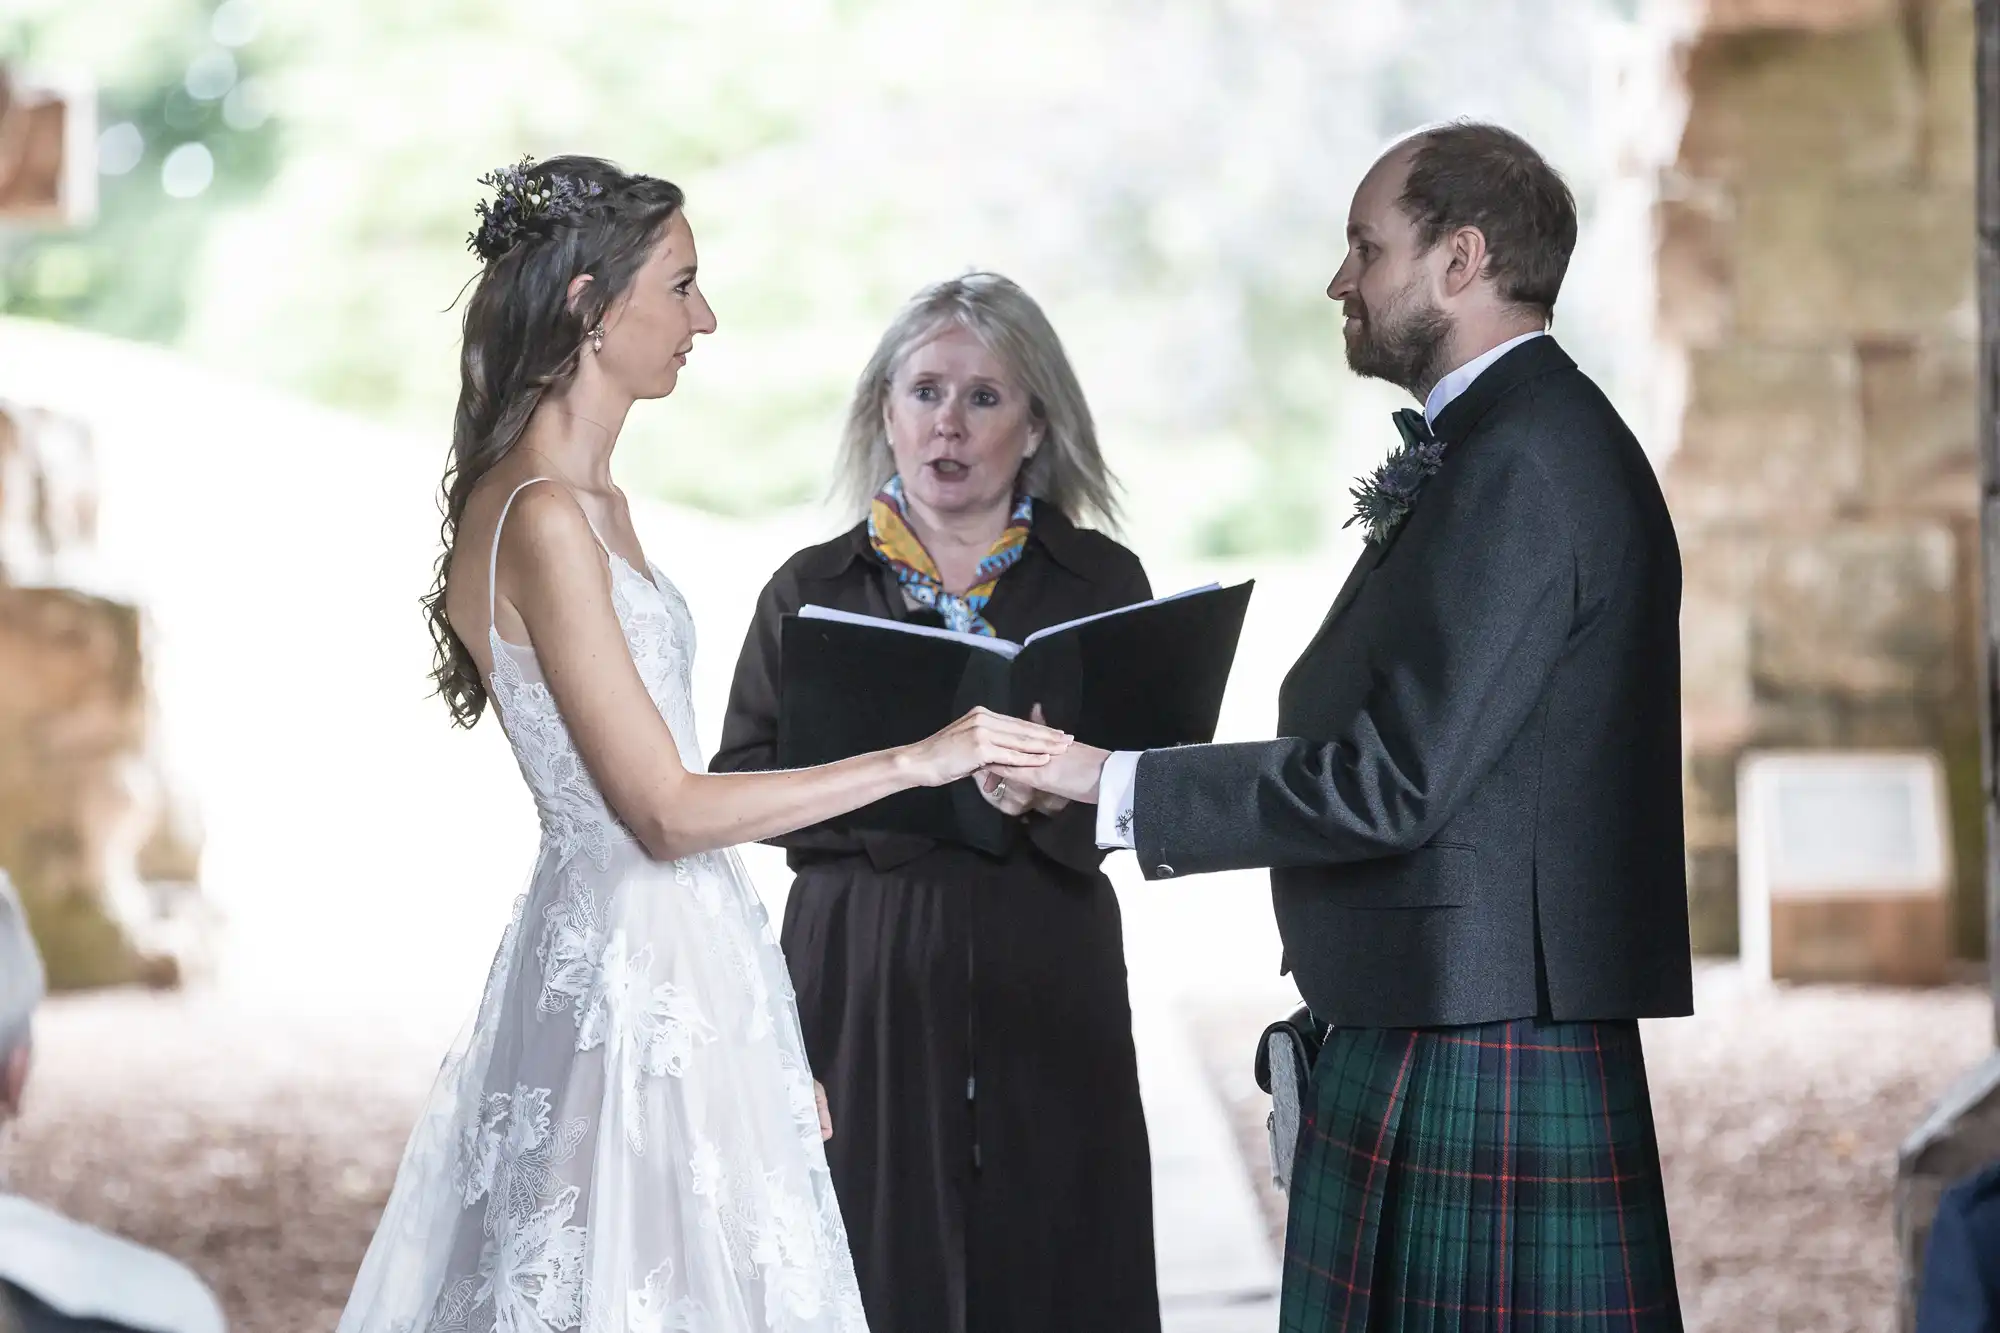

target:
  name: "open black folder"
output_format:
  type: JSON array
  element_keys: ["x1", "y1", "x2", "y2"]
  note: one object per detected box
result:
[{"x1": 776, "y1": 580, "x2": 1254, "y2": 854}]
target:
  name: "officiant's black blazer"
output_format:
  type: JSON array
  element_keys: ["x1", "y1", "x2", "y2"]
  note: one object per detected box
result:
[{"x1": 1133, "y1": 336, "x2": 1693, "y2": 1027}]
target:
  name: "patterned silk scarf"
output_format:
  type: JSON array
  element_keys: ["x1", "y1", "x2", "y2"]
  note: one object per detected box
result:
[{"x1": 867, "y1": 474, "x2": 1034, "y2": 636}]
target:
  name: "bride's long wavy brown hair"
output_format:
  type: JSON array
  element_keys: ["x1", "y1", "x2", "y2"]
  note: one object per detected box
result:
[{"x1": 424, "y1": 156, "x2": 685, "y2": 728}]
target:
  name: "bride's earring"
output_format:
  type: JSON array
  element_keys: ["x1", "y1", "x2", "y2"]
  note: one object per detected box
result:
[{"x1": 588, "y1": 321, "x2": 605, "y2": 354}]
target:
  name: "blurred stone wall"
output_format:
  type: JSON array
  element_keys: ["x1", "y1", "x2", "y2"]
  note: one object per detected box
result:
[
  {"x1": 1663, "y1": 0, "x2": 1985, "y2": 954},
  {"x1": 0, "y1": 400, "x2": 202, "y2": 987}
]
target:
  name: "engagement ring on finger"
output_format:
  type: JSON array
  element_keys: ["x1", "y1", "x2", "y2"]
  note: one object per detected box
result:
[{"x1": 993, "y1": 780, "x2": 1009, "y2": 800}]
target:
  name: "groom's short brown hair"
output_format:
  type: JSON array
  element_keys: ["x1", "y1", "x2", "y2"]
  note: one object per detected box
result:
[{"x1": 1397, "y1": 121, "x2": 1577, "y2": 321}]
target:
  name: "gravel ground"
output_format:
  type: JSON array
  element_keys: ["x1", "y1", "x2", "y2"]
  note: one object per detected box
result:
[
  {"x1": 3, "y1": 968, "x2": 1993, "y2": 1333},
  {"x1": 1185, "y1": 963, "x2": 1996, "y2": 1333},
  {"x1": 0, "y1": 994, "x2": 446, "y2": 1333}
]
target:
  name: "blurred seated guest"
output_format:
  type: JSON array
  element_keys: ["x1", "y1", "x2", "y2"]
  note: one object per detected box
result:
[
  {"x1": 713, "y1": 272, "x2": 1161, "y2": 1333},
  {"x1": 1918, "y1": 1158, "x2": 2000, "y2": 1333},
  {"x1": 0, "y1": 873, "x2": 226, "y2": 1333}
]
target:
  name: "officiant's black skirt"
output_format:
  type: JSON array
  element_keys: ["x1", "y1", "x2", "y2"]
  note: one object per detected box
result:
[
  {"x1": 1278, "y1": 1015, "x2": 1681, "y2": 1333},
  {"x1": 780, "y1": 847, "x2": 1161, "y2": 1333}
]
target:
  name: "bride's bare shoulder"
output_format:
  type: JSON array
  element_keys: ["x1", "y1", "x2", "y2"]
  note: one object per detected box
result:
[
  {"x1": 494, "y1": 485, "x2": 607, "y2": 592},
  {"x1": 446, "y1": 471, "x2": 600, "y2": 628}
]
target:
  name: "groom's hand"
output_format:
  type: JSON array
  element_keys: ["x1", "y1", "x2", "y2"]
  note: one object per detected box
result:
[
  {"x1": 985, "y1": 740, "x2": 1109, "y2": 805},
  {"x1": 979, "y1": 770, "x2": 1070, "y2": 817},
  {"x1": 978, "y1": 704, "x2": 1076, "y2": 816}
]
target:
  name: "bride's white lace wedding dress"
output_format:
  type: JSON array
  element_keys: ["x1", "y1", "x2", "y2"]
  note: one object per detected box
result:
[{"x1": 337, "y1": 479, "x2": 868, "y2": 1333}]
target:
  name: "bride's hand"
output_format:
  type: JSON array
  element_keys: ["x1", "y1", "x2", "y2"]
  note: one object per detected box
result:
[
  {"x1": 899, "y1": 707, "x2": 1069, "y2": 788},
  {"x1": 815, "y1": 1080, "x2": 832, "y2": 1141}
]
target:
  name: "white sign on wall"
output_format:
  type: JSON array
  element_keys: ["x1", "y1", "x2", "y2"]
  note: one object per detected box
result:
[{"x1": 1737, "y1": 750, "x2": 1952, "y2": 985}]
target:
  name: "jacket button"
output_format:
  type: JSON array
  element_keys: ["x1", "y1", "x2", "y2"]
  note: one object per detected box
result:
[{"x1": 1155, "y1": 864, "x2": 1175, "y2": 879}]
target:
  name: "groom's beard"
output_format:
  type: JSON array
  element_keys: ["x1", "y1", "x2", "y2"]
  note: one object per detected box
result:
[{"x1": 1344, "y1": 281, "x2": 1453, "y2": 397}]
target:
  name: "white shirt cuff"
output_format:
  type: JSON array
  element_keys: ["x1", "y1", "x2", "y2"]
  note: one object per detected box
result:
[{"x1": 1094, "y1": 750, "x2": 1142, "y2": 850}]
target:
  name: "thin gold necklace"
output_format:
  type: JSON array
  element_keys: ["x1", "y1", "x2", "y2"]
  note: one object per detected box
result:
[{"x1": 514, "y1": 444, "x2": 584, "y2": 488}]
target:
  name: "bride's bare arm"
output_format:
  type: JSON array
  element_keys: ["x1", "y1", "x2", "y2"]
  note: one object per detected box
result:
[{"x1": 496, "y1": 483, "x2": 1065, "y2": 862}]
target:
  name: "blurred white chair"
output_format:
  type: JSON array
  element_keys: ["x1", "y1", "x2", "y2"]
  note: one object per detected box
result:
[{"x1": 0, "y1": 872, "x2": 225, "y2": 1333}]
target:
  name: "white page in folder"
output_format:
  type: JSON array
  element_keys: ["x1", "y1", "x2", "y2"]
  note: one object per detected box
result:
[
  {"x1": 1019, "y1": 583, "x2": 1222, "y2": 646},
  {"x1": 795, "y1": 605, "x2": 1023, "y2": 658},
  {"x1": 797, "y1": 583, "x2": 1222, "y2": 658}
]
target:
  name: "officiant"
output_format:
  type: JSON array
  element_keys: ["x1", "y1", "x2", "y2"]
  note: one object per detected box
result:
[{"x1": 712, "y1": 272, "x2": 1160, "y2": 1333}]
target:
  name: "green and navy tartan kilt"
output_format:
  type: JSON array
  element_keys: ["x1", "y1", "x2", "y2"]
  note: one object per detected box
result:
[{"x1": 1279, "y1": 1015, "x2": 1681, "y2": 1332}]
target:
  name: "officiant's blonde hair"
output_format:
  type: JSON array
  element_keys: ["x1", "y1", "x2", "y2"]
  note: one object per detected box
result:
[{"x1": 834, "y1": 272, "x2": 1121, "y2": 529}]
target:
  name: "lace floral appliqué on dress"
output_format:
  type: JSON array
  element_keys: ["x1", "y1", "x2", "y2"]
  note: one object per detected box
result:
[{"x1": 336, "y1": 481, "x2": 868, "y2": 1333}]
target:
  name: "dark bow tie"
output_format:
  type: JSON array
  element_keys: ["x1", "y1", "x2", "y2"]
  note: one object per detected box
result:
[{"x1": 1392, "y1": 408, "x2": 1436, "y2": 450}]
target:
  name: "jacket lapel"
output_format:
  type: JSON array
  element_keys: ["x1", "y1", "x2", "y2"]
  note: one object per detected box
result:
[
  {"x1": 1427, "y1": 335, "x2": 1575, "y2": 446},
  {"x1": 1288, "y1": 338, "x2": 1584, "y2": 668},
  {"x1": 1300, "y1": 537, "x2": 1382, "y2": 658},
  {"x1": 1297, "y1": 337, "x2": 1578, "y2": 658}
]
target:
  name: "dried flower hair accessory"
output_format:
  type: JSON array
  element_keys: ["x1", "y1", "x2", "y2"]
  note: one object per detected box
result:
[{"x1": 467, "y1": 156, "x2": 603, "y2": 263}]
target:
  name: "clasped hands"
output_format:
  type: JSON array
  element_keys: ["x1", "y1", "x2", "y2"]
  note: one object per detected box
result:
[{"x1": 975, "y1": 703, "x2": 1110, "y2": 816}]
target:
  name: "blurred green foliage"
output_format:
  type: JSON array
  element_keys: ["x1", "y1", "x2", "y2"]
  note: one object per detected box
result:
[
  {"x1": 0, "y1": 0, "x2": 279, "y2": 341},
  {"x1": 0, "y1": 0, "x2": 1642, "y2": 558}
]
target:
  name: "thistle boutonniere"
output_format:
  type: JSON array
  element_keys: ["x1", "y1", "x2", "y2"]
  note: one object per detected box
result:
[{"x1": 1344, "y1": 408, "x2": 1446, "y2": 546}]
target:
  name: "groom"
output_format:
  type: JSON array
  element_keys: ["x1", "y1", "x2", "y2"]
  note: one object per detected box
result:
[{"x1": 996, "y1": 122, "x2": 1691, "y2": 1330}]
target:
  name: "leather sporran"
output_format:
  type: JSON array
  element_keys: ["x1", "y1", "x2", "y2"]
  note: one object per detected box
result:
[{"x1": 1253, "y1": 1005, "x2": 1324, "y2": 1194}]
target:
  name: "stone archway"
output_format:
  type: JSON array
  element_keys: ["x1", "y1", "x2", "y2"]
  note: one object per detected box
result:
[
  {"x1": 1972, "y1": 0, "x2": 1999, "y2": 1027},
  {"x1": 1892, "y1": 0, "x2": 1996, "y2": 1325},
  {"x1": 1659, "y1": 0, "x2": 1988, "y2": 965}
]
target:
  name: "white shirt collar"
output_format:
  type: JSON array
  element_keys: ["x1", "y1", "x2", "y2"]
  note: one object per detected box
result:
[
  {"x1": 0, "y1": 1195, "x2": 226, "y2": 1333},
  {"x1": 1422, "y1": 329, "x2": 1548, "y2": 430}
]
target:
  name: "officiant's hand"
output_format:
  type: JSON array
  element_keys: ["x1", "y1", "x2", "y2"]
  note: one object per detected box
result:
[{"x1": 979, "y1": 705, "x2": 1073, "y2": 817}]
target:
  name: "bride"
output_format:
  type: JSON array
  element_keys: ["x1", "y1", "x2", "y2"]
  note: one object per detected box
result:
[{"x1": 334, "y1": 156, "x2": 1068, "y2": 1333}]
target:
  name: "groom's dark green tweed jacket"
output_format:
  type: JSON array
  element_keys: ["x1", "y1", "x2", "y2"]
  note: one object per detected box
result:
[{"x1": 1134, "y1": 335, "x2": 1693, "y2": 1028}]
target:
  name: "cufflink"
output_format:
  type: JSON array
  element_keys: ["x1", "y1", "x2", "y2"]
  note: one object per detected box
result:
[{"x1": 1115, "y1": 810, "x2": 1133, "y2": 838}]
